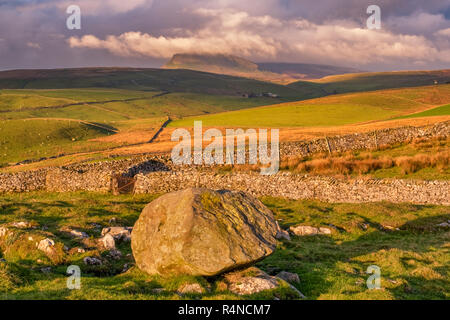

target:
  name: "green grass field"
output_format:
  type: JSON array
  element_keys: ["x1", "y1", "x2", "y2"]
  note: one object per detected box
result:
[
  {"x1": 0, "y1": 192, "x2": 448, "y2": 300},
  {"x1": 170, "y1": 85, "x2": 450, "y2": 128},
  {"x1": 0, "y1": 68, "x2": 449, "y2": 167},
  {"x1": 0, "y1": 88, "x2": 292, "y2": 164},
  {"x1": 0, "y1": 119, "x2": 120, "y2": 164},
  {"x1": 396, "y1": 104, "x2": 450, "y2": 119}
]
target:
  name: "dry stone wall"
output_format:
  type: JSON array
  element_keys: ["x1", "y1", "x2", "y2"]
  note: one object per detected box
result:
[
  {"x1": 133, "y1": 170, "x2": 449, "y2": 205},
  {"x1": 280, "y1": 121, "x2": 449, "y2": 157},
  {"x1": 0, "y1": 121, "x2": 448, "y2": 205}
]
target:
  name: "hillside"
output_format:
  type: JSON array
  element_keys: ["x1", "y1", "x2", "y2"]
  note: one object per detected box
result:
[
  {"x1": 0, "y1": 67, "x2": 325, "y2": 101},
  {"x1": 289, "y1": 70, "x2": 450, "y2": 94},
  {"x1": 170, "y1": 84, "x2": 450, "y2": 128},
  {"x1": 163, "y1": 53, "x2": 361, "y2": 83}
]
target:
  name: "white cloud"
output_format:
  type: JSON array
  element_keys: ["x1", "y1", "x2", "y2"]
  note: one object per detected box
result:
[
  {"x1": 68, "y1": 9, "x2": 450, "y2": 67},
  {"x1": 436, "y1": 28, "x2": 450, "y2": 37}
]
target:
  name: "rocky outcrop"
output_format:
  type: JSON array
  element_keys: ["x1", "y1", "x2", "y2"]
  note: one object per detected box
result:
[{"x1": 131, "y1": 188, "x2": 278, "y2": 276}]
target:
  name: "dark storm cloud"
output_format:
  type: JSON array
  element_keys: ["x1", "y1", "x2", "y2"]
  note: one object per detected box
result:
[{"x1": 0, "y1": 0, "x2": 449, "y2": 71}]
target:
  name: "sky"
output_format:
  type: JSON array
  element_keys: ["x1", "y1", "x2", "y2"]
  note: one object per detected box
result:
[{"x1": 0, "y1": 0, "x2": 449, "y2": 71}]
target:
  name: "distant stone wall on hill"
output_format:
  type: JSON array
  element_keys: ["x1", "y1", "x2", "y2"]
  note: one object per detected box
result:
[{"x1": 280, "y1": 120, "x2": 449, "y2": 157}]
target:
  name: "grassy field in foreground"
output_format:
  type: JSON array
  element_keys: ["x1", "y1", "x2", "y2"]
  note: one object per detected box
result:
[
  {"x1": 170, "y1": 85, "x2": 450, "y2": 128},
  {"x1": 0, "y1": 192, "x2": 448, "y2": 300}
]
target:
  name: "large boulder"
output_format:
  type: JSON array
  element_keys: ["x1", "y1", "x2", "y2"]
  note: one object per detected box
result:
[{"x1": 131, "y1": 188, "x2": 278, "y2": 276}]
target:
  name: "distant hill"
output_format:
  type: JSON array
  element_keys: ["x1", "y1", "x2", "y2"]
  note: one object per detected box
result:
[
  {"x1": 0, "y1": 67, "x2": 325, "y2": 101},
  {"x1": 163, "y1": 53, "x2": 295, "y2": 84},
  {"x1": 289, "y1": 70, "x2": 450, "y2": 94},
  {"x1": 163, "y1": 53, "x2": 361, "y2": 83},
  {"x1": 257, "y1": 63, "x2": 362, "y2": 80}
]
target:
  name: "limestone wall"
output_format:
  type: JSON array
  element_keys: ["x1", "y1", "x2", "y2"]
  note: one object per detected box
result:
[
  {"x1": 133, "y1": 170, "x2": 450, "y2": 205},
  {"x1": 280, "y1": 121, "x2": 449, "y2": 157}
]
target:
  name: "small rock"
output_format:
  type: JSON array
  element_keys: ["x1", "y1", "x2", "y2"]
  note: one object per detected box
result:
[
  {"x1": 41, "y1": 267, "x2": 52, "y2": 274},
  {"x1": 101, "y1": 233, "x2": 116, "y2": 249},
  {"x1": 108, "y1": 249, "x2": 122, "y2": 260},
  {"x1": 11, "y1": 221, "x2": 33, "y2": 229},
  {"x1": 290, "y1": 225, "x2": 331, "y2": 236},
  {"x1": 83, "y1": 257, "x2": 102, "y2": 265},
  {"x1": 70, "y1": 230, "x2": 89, "y2": 239},
  {"x1": 359, "y1": 223, "x2": 369, "y2": 231},
  {"x1": 101, "y1": 227, "x2": 132, "y2": 242},
  {"x1": 77, "y1": 248, "x2": 86, "y2": 253},
  {"x1": 382, "y1": 225, "x2": 399, "y2": 231},
  {"x1": 225, "y1": 268, "x2": 279, "y2": 296},
  {"x1": 109, "y1": 217, "x2": 118, "y2": 225},
  {"x1": 28, "y1": 236, "x2": 34, "y2": 241},
  {"x1": 319, "y1": 227, "x2": 332, "y2": 235},
  {"x1": 150, "y1": 288, "x2": 166, "y2": 294},
  {"x1": 122, "y1": 263, "x2": 130, "y2": 273},
  {"x1": 37, "y1": 238, "x2": 55, "y2": 255},
  {"x1": 177, "y1": 283, "x2": 205, "y2": 295},
  {"x1": 275, "y1": 222, "x2": 291, "y2": 241},
  {"x1": 276, "y1": 271, "x2": 300, "y2": 284},
  {"x1": 437, "y1": 222, "x2": 450, "y2": 228}
]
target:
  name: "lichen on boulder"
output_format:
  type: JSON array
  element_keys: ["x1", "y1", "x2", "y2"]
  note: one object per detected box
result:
[{"x1": 131, "y1": 188, "x2": 278, "y2": 276}]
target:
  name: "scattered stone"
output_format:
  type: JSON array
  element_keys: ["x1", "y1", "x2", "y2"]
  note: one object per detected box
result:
[
  {"x1": 382, "y1": 225, "x2": 400, "y2": 231},
  {"x1": 109, "y1": 217, "x2": 118, "y2": 225},
  {"x1": 275, "y1": 222, "x2": 291, "y2": 241},
  {"x1": 319, "y1": 227, "x2": 332, "y2": 235},
  {"x1": 70, "y1": 230, "x2": 89, "y2": 239},
  {"x1": 83, "y1": 257, "x2": 102, "y2": 266},
  {"x1": 225, "y1": 268, "x2": 280, "y2": 296},
  {"x1": 90, "y1": 223, "x2": 102, "y2": 229},
  {"x1": 41, "y1": 267, "x2": 52, "y2": 274},
  {"x1": 359, "y1": 223, "x2": 369, "y2": 231},
  {"x1": 122, "y1": 263, "x2": 130, "y2": 273},
  {"x1": 290, "y1": 225, "x2": 331, "y2": 236},
  {"x1": 28, "y1": 236, "x2": 34, "y2": 241},
  {"x1": 37, "y1": 238, "x2": 55, "y2": 255},
  {"x1": 101, "y1": 233, "x2": 116, "y2": 250},
  {"x1": 177, "y1": 283, "x2": 205, "y2": 295},
  {"x1": 60, "y1": 227, "x2": 89, "y2": 239},
  {"x1": 108, "y1": 249, "x2": 122, "y2": 260},
  {"x1": 437, "y1": 222, "x2": 450, "y2": 228},
  {"x1": 11, "y1": 221, "x2": 33, "y2": 229},
  {"x1": 101, "y1": 227, "x2": 132, "y2": 242},
  {"x1": 276, "y1": 271, "x2": 300, "y2": 284},
  {"x1": 132, "y1": 188, "x2": 278, "y2": 276},
  {"x1": 150, "y1": 288, "x2": 166, "y2": 294},
  {"x1": 77, "y1": 248, "x2": 86, "y2": 253}
]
